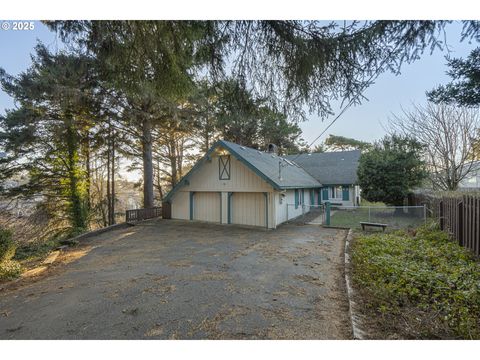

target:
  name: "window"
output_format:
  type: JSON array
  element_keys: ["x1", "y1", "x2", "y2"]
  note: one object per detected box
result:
[
  {"x1": 219, "y1": 155, "x2": 231, "y2": 180},
  {"x1": 331, "y1": 186, "x2": 343, "y2": 199}
]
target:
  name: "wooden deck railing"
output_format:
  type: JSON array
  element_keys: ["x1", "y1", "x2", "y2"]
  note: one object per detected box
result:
[{"x1": 126, "y1": 207, "x2": 162, "y2": 223}]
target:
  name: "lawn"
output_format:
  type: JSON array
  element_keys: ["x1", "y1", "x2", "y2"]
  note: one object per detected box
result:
[
  {"x1": 351, "y1": 224, "x2": 480, "y2": 339},
  {"x1": 329, "y1": 206, "x2": 425, "y2": 230}
]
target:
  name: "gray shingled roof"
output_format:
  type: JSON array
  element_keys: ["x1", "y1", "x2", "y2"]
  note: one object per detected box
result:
[
  {"x1": 164, "y1": 140, "x2": 322, "y2": 201},
  {"x1": 285, "y1": 150, "x2": 361, "y2": 185},
  {"x1": 220, "y1": 140, "x2": 321, "y2": 189}
]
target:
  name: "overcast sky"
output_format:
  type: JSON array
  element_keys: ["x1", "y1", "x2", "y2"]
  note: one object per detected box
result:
[{"x1": 0, "y1": 21, "x2": 477, "y2": 148}]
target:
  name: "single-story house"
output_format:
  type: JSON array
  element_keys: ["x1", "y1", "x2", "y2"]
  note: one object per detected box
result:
[
  {"x1": 163, "y1": 140, "x2": 361, "y2": 229},
  {"x1": 285, "y1": 150, "x2": 361, "y2": 207}
]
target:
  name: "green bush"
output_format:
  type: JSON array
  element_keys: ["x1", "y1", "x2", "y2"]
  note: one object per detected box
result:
[
  {"x1": 0, "y1": 259, "x2": 23, "y2": 280},
  {"x1": 14, "y1": 240, "x2": 58, "y2": 261},
  {"x1": 351, "y1": 225, "x2": 480, "y2": 339},
  {"x1": 0, "y1": 227, "x2": 16, "y2": 262}
]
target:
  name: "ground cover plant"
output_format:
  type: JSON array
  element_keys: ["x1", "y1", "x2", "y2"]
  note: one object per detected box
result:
[{"x1": 351, "y1": 223, "x2": 480, "y2": 339}]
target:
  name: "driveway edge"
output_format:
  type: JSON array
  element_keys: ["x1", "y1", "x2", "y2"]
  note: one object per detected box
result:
[{"x1": 344, "y1": 229, "x2": 367, "y2": 340}]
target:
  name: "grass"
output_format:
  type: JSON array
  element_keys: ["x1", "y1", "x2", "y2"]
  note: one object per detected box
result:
[
  {"x1": 351, "y1": 223, "x2": 480, "y2": 339},
  {"x1": 329, "y1": 206, "x2": 424, "y2": 230}
]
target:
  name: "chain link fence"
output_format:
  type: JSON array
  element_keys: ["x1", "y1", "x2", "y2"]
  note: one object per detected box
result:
[{"x1": 286, "y1": 204, "x2": 426, "y2": 230}]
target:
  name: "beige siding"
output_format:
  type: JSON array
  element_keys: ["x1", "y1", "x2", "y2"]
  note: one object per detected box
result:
[
  {"x1": 231, "y1": 192, "x2": 266, "y2": 227},
  {"x1": 171, "y1": 191, "x2": 189, "y2": 220},
  {"x1": 170, "y1": 151, "x2": 278, "y2": 228},
  {"x1": 194, "y1": 192, "x2": 221, "y2": 222},
  {"x1": 185, "y1": 155, "x2": 272, "y2": 192}
]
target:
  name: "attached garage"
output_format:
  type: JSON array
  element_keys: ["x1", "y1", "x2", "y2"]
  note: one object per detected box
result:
[
  {"x1": 193, "y1": 192, "x2": 221, "y2": 223},
  {"x1": 230, "y1": 192, "x2": 267, "y2": 228}
]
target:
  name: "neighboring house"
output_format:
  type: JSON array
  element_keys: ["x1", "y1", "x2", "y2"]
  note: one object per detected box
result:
[
  {"x1": 285, "y1": 150, "x2": 361, "y2": 206},
  {"x1": 163, "y1": 140, "x2": 321, "y2": 229},
  {"x1": 459, "y1": 161, "x2": 480, "y2": 189}
]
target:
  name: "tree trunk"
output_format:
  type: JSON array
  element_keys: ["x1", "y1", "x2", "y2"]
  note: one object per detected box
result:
[
  {"x1": 155, "y1": 158, "x2": 164, "y2": 202},
  {"x1": 65, "y1": 116, "x2": 86, "y2": 232},
  {"x1": 106, "y1": 131, "x2": 111, "y2": 226},
  {"x1": 85, "y1": 134, "x2": 91, "y2": 213},
  {"x1": 142, "y1": 116, "x2": 155, "y2": 208},
  {"x1": 169, "y1": 139, "x2": 178, "y2": 188},
  {"x1": 111, "y1": 130, "x2": 116, "y2": 225}
]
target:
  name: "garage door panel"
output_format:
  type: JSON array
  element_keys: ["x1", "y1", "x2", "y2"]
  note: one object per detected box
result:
[
  {"x1": 194, "y1": 192, "x2": 221, "y2": 223},
  {"x1": 231, "y1": 192, "x2": 266, "y2": 227}
]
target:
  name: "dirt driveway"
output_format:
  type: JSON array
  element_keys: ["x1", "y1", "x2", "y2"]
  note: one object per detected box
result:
[{"x1": 0, "y1": 220, "x2": 351, "y2": 339}]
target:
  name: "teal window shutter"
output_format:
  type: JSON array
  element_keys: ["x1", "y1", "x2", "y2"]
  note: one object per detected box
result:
[
  {"x1": 294, "y1": 189, "x2": 299, "y2": 209},
  {"x1": 301, "y1": 189, "x2": 304, "y2": 204},
  {"x1": 342, "y1": 186, "x2": 349, "y2": 201},
  {"x1": 322, "y1": 187, "x2": 329, "y2": 200},
  {"x1": 318, "y1": 190, "x2": 321, "y2": 204},
  {"x1": 310, "y1": 189, "x2": 314, "y2": 204}
]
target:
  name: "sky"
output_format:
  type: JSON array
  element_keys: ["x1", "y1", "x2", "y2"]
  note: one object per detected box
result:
[
  {"x1": 300, "y1": 22, "x2": 478, "y2": 146},
  {"x1": 0, "y1": 20, "x2": 478, "y2": 178}
]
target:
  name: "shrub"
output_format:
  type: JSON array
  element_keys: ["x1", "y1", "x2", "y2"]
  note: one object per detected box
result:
[
  {"x1": 14, "y1": 239, "x2": 58, "y2": 261},
  {"x1": 351, "y1": 225, "x2": 480, "y2": 339},
  {"x1": 0, "y1": 259, "x2": 23, "y2": 280},
  {"x1": 0, "y1": 227, "x2": 16, "y2": 262}
]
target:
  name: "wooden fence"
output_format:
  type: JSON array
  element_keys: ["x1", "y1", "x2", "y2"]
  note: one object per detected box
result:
[
  {"x1": 411, "y1": 194, "x2": 480, "y2": 256},
  {"x1": 126, "y1": 207, "x2": 162, "y2": 223}
]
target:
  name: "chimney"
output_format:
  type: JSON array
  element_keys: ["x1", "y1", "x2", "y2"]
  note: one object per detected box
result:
[{"x1": 267, "y1": 143, "x2": 278, "y2": 155}]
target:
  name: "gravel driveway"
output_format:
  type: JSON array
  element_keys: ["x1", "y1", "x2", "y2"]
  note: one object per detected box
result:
[{"x1": 0, "y1": 219, "x2": 351, "y2": 339}]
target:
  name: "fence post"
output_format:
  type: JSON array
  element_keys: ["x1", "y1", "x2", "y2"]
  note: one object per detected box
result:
[
  {"x1": 325, "y1": 201, "x2": 331, "y2": 226},
  {"x1": 368, "y1": 206, "x2": 371, "y2": 222},
  {"x1": 439, "y1": 200, "x2": 444, "y2": 230},
  {"x1": 458, "y1": 200, "x2": 464, "y2": 246},
  {"x1": 424, "y1": 204, "x2": 426, "y2": 225}
]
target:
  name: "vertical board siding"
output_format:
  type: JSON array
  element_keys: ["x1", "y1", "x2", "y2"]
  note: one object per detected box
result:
[
  {"x1": 412, "y1": 193, "x2": 480, "y2": 256},
  {"x1": 171, "y1": 191, "x2": 190, "y2": 220},
  {"x1": 193, "y1": 192, "x2": 221, "y2": 223},
  {"x1": 231, "y1": 192, "x2": 266, "y2": 227},
  {"x1": 185, "y1": 155, "x2": 272, "y2": 192}
]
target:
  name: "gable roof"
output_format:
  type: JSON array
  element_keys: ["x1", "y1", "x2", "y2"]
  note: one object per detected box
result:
[
  {"x1": 221, "y1": 140, "x2": 321, "y2": 189},
  {"x1": 164, "y1": 140, "x2": 321, "y2": 202},
  {"x1": 285, "y1": 150, "x2": 361, "y2": 185}
]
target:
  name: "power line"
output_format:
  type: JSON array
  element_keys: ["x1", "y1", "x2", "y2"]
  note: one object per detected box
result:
[
  {"x1": 291, "y1": 41, "x2": 402, "y2": 162},
  {"x1": 289, "y1": 96, "x2": 359, "y2": 162}
]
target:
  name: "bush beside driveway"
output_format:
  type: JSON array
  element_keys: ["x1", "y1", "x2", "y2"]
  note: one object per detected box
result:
[{"x1": 351, "y1": 225, "x2": 480, "y2": 339}]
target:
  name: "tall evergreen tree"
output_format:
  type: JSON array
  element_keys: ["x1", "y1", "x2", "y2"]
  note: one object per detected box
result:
[
  {"x1": 427, "y1": 47, "x2": 480, "y2": 106},
  {"x1": 0, "y1": 45, "x2": 101, "y2": 235},
  {"x1": 45, "y1": 20, "x2": 480, "y2": 208}
]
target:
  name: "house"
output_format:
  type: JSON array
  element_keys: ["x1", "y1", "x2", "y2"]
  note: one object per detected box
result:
[
  {"x1": 459, "y1": 161, "x2": 480, "y2": 189},
  {"x1": 163, "y1": 140, "x2": 322, "y2": 229},
  {"x1": 285, "y1": 150, "x2": 361, "y2": 206},
  {"x1": 163, "y1": 140, "x2": 362, "y2": 229}
]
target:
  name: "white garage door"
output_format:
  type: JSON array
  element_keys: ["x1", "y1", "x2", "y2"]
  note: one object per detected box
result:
[
  {"x1": 231, "y1": 192, "x2": 267, "y2": 228},
  {"x1": 193, "y1": 192, "x2": 221, "y2": 223}
]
